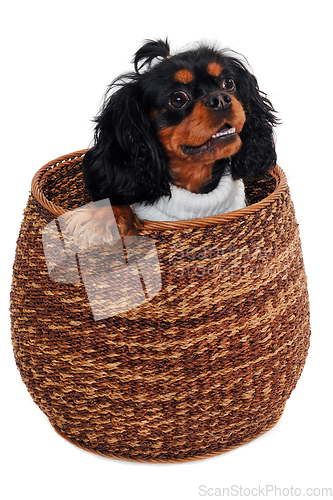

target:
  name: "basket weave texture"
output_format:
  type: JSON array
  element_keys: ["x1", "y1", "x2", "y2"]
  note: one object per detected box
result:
[{"x1": 11, "y1": 150, "x2": 311, "y2": 462}]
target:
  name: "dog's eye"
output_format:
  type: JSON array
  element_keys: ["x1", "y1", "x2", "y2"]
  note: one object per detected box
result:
[
  {"x1": 222, "y1": 77, "x2": 236, "y2": 92},
  {"x1": 168, "y1": 91, "x2": 190, "y2": 109}
]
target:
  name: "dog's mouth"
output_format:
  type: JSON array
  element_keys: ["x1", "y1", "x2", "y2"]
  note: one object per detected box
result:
[{"x1": 181, "y1": 124, "x2": 237, "y2": 156}]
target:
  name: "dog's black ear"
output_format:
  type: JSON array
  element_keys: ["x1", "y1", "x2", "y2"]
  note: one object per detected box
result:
[
  {"x1": 229, "y1": 59, "x2": 279, "y2": 180},
  {"x1": 133, "y1": 39, "x2": 170, "y2": 73},
  {"x1": 83, "y1": 79, "x2": 171, "y2": 205}
]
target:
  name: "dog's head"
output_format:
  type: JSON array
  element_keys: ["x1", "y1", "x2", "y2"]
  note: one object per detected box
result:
[{"x1": 83, "y1": 39, "x2": 278, "y2": 204}]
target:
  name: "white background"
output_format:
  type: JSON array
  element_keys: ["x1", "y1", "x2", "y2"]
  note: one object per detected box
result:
[{"x1": 1, "y1": 1, "x2": 332, "y2": 499}]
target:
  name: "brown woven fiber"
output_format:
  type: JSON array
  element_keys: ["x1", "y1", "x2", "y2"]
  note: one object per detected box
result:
[{"x1": 11, "y1": 150, "x2": 311, "y2": 462}]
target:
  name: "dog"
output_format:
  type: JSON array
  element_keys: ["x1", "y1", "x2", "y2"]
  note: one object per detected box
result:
[{"x1": 65, "y1": 39, "x2": 278, "y2": 247}]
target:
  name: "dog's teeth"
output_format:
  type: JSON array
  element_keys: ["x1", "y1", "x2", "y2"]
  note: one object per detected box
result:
[{"x1": 212, "y1": 127, "x2": 236, "y2": 139}]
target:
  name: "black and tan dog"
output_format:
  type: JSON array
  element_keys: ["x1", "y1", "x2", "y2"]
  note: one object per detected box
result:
[{"x1": 66, "y1": 39, "x2": 278, "y2": 244}]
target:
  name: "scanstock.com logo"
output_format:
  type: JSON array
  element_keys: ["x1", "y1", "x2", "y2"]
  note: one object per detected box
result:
[{"x1": 42, "y1": 199, "x2": 162, "y2": 320}]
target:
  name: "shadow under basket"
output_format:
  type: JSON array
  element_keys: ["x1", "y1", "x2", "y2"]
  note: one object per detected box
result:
[{"x1": 10, "y1": 150, "x2": 311, "y2": 463}]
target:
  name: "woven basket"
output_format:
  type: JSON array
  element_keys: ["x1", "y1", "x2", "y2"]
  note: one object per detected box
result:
[{"x1": 10, "y1": 150, "x2": 311, "y2": 463}]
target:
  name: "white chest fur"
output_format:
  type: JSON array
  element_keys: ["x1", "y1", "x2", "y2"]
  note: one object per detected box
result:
[{"x1": 132, "y1": 170, "x2": 246, "y2": 222}]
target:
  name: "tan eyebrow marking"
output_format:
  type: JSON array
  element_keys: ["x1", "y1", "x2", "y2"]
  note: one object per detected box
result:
[
  {"x1": 207, "y1": 62, "x2": 223, "y2": 77},
  {"x1": 174, "y1": 69, "x2": 193, "y2": 84}
]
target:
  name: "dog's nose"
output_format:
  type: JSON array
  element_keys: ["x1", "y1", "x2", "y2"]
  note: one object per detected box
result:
[{"x1": 206, "y1": 92, "x2": 232, "y2": 110}]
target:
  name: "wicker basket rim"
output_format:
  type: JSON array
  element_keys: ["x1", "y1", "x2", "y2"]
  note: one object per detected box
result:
[{"x1": 31, "y1": 149, "x2": 288, "y2": 229}]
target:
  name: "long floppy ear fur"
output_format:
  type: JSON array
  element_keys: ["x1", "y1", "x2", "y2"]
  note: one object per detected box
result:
[
  {"x1": 82, "y1": 68, "x2": 171, "y2": 205},
  {"x1": 228, "y1": 58, "x2": 279, "y2": 180}
]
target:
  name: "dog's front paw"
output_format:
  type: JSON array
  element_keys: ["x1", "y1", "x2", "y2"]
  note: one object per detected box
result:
[
  {"x1": 61, "y1": 202, "x2": 142, "y2": 250},
  {"x1": 111, "y1": 205, "x2": 143, "y2": 236}
]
